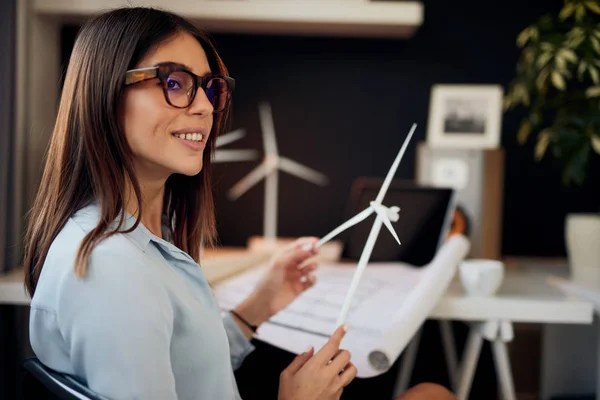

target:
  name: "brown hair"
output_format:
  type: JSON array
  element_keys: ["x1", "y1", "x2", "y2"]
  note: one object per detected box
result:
[{"x1": 23, "y1": 7, "x2": 229, "y2": 296}]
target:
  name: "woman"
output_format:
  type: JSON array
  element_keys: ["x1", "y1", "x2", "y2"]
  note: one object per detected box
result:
[{"x1": 22, "y1": 6, "x2": 455, "y2": 400}]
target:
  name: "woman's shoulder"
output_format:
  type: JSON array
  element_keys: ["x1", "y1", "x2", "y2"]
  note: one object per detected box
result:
[
  {"x1": 32, "y1": 203, "x2": 151, "y2": 309},
  {"x1": 48, "y1": 203, "x2": 140, "y2": 268}
]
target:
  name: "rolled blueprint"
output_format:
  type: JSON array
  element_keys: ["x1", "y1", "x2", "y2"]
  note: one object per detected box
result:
[
  {"x1": 212, "y1": 234, "x2": 471, "y2": 379},
  {"x1": 366, "y1": 235, "x2": 471, "y2": 372}
]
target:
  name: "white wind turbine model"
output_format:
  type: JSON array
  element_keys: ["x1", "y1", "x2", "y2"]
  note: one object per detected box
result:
[
  {"x1": 315, "y1": 123, "x2": 417, "y2": 326},
  {"x1": 228, "y1": 101, "x2": 329, "y2": 246},
  {"x1": 214, "y1": 128, "x2": 259, "y2": 163}
]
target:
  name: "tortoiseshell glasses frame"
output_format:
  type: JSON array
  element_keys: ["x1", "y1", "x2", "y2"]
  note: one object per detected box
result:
[{"x1": 124, "y1": 62, "x2": 235, "y2": 113}]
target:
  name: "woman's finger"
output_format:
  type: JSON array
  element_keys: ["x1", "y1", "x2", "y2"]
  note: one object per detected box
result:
[
  {"x1": 277, "y1": 239, "x2": 319, "y2": 269},
  {"x1": 298, "y1": 262, "x2": 318, "y2": 272},
  {"x1": 302, "y1": 274, "x2": 316, "y2": 290},
  {"x1": 283, "y1": 346, "x2": 314, "y2": 375},
  {"x1": 291, "y1": 265, "x2": 314, "y2": 281},
  {"x1": 295, "y1": 236, "x2": 320, "y2": 247},
  {"x1": 314, "y1": 325, "x2": 348, "y2": 364},
  {"x1": 329, "y1": 349, "x2": 351, "y2": 373},
  {"x1": 338, "y1": 362, "x2": 357, "y2": 387},
  {"x1": 282, "y1": 236, "x2": 318, "y2": 254}
]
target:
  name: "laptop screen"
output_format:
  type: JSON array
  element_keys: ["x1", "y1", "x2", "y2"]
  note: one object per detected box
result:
[{"x1": 341, "y1": 179, "x2": 455, "y2": 267}]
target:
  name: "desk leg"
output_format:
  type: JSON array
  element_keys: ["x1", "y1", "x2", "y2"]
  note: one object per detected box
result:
[
  {"x1": 393, "y1": 328, "x2": 422, "y2": 397},
  {"x1": 439, "y1": 320, "x2": 458, "y2": 390},
  {"x1": 491, "y1": 339, "x2": 516, "y2": 400},
  {"x1": 456, "y1": 327, "x2": 484, "y2": 400}
]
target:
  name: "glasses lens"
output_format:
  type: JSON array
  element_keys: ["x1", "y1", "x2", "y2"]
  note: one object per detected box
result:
[
  {"x1": 165, "y1": 71, "x2": 195, "y2": 108},
  {"x1": 205, "y1": 77, "x2": 230, "y2": 112}
]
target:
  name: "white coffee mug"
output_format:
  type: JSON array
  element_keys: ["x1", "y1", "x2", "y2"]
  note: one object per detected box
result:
[{"x1": 459, "y1": 259, "x2": 505, "y2": 296}]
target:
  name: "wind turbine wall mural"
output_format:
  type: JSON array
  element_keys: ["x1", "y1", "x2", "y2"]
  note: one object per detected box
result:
[
  {"x1": 227, "y1": 102, "x2": 329, "y2": 247},
  {"x1": 214, "y1": 128, "x2": 259, "y2": 163},
  {"x1": 315, "y1": 123, "x2": 417, "y2": 326}
]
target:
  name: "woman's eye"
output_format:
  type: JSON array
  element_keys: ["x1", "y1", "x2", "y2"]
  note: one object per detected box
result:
[{"x1": 167, "y1": 79, "x2": 182, "y2": 90}]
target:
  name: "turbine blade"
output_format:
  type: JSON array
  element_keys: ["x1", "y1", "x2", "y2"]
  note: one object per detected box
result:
[
  {"x1": 227, "y1": 163, "x2": 272, "y2": 201},
  {"x1": 258, "y1": 102, "x2": 278, "y2": 156},
  {"x1": 377, "y1": 210, "x2": 402, "y2": 246},
  {"x1": 216, "y1": 128, "x2": 246, "y2": 148},
  {"x1": 316, "y1": 207, "x2": 374, "y2": 248},
  {"x1": 278, "y1": 157, "x2": 328, "y2": 186},
  {"x1": 375, "y1": 123, "x2": 417, "y2": 204},
  {"x1": 214, "y1": 149, "x2": 259, "y2": 163}
]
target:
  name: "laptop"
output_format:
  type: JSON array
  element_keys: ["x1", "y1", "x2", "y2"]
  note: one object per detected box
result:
[{"x1": 341, "y1": 179, "x2": 456, "y2": 266}]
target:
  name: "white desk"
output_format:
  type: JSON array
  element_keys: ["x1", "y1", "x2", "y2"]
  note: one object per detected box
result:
[
  {"x1": 0, "y1": 247, "x2": 272, "y2": 306},
  {"x1": 433, "y1": 266, "x2": 592, "y2": 324},
  {"x1": 0, "y1": 267, "x2": 29, "y2": 305},
  {"x1": 1, "y1": 258, "x2": 594, "y2": 400},
  {"x1": 415, "y1": 265, "x2": 593, "y2": 400}
]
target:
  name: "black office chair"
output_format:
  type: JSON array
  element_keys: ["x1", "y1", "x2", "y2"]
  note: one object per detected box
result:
[{"x1": 22, "y1": 357, "x2": 107, "y2": 400}]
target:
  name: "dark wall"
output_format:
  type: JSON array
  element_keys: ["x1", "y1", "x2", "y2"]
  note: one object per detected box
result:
[
  {"x1": 59, "y1": 0, "x2": 600, "y2": 257},
  {"x1": 207, "y1": 0, "x2": 600, "y2": 257},
  {"x1": 0, "y1": 0, "x2": 16, "y2": 273}
]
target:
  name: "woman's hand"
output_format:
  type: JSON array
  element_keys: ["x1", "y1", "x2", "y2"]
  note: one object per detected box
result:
[
  {"x1": 278, "y1": 325, "x2": 357, "y2": 400},
  {"x1": 254, "y1": 237, "x2": 320, "y2": 314},
  {"x1": 233, "y1": 237, "x2": 319, "y2": 336}
]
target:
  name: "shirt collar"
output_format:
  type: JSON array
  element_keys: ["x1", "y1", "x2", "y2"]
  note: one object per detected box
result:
[{"x1": 73, "y1": 202, "x2": 157, "y2": 252}]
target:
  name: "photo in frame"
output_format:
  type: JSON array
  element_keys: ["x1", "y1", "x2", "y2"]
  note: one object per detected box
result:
[{"x1": 426, "y1": 84, "x2": 503, "y2": 149}]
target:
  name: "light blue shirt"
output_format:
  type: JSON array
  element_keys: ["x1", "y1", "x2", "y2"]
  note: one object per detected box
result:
[{"x1": 29, "y1": 202, "x2": 255, "y2": 400}]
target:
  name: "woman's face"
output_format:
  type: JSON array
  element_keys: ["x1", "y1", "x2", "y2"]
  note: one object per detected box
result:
[{"x1": 120, "y1": 32, "x2": 215, "y2": 181}]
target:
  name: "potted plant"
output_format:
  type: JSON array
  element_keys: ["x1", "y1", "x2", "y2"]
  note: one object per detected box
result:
[{"x1": 504, "y1": 0, "x2": 600, "y2": 284}]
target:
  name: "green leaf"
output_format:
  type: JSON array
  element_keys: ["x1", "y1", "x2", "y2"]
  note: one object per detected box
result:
[
  {"x1": 555, "y1": 55, "x2": 567, "y2": 72},
  {"x1": 503, "y1": 93, "x2": 514, "y2": 110},
  {"x1": 569, "y1": 27, "x2": 585, "y2": 38},
  {"x1": 568, "y1": 35, "x2": 585, "y2": 48},
  {"x1": 578, "y1": 60, "x2": 588, "y2": 80},
  {"x1": 535, "y1": 129, "x2": 552, "y2": 160},
  {"x1": 552, "y1": 70, "x2": 566, "y2": 90},
  {"x1": 558, "y1": 48, "x2": 578, "y2": 63},
  {"x1": 537, "y1": 52, "x2": 553, "y2": 68},
  {"x1": 517, "y1": 120, "x2": 532, "y2": 144},
  {"x1": 523, "y1": 48, "x2": 535, "y2": 65},
  {"x1": 576, "y1": 4, "x2": 586, "y2": 20},
  {"x1": 590, "y1": 66, "x2": 600, "y2": 84},
  {"x1": 560, "y1": 2, "x2": 576, "y2": 20},
  {"x1": 516, "y1": 82, "x2": 531, "y2": 106},
  {"x1": 592, "y1": 135, "x2": 600, "y2": 154},
  {"x1": 517, "y1": 28, "x2": 529, "y2": 48},
  {"x1": 517, "y1": 27, "x2": 535, "y2": 48},
  {"x1": 541, "y1": 42, "x2": 554, "y2": 52},
  {"x1": 591, "y1": 36, "x2": 600, "y2": 54},
  {"x1": 586, "y1": 1, "x2": 600, "y2": 14},
  {"x1": 586, "y1": 86, "x2": 600, "y2": 97},
  {"x1": 537, "y1": 67, "x2": 551, "y2": 90}
]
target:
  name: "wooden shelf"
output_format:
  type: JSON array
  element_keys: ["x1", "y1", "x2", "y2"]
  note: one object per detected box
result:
[{"x1": 32, "y1": 0, "x2": 424, "y2": 38}]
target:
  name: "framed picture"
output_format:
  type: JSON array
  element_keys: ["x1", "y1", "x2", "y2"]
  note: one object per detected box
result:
[{"x1": 426, "y1": 84, "x2": 503, "y2": 149}]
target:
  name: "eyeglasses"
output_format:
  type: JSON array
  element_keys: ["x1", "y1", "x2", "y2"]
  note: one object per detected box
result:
[{"x1": 124, "y1": 62, "x2": 235, "y2": 113}]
